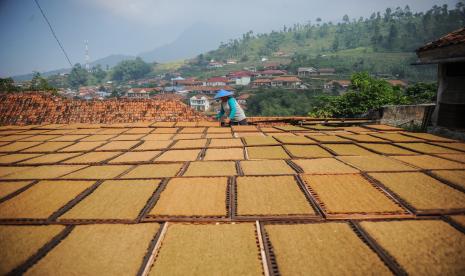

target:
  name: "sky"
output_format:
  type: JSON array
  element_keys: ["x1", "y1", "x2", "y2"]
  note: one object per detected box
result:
[{"x1": 0, "y1": 0, "x2": 459, "y2": 77}]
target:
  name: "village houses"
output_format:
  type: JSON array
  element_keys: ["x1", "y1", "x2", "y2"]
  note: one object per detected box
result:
[{"x1": 189, "y1": 95, "x2": 211, "y2": 111}]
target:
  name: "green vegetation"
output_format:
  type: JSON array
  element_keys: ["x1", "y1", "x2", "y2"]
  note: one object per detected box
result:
[
  {"x1": 1, "y1": 73, "x2": 56, "y2": 93},
  {"x1": 195, "y1": 3, "x2": 464, "y2": 82},
  {"x1": 68, "y1": 64, "x2": 89, "y2": 88},
  {"x1": 111, "y1": 57, "x2": 151, "y2": 82},
  {"x1": 0, "y1": 77, "x2": 19, "y2": 92},
  {"x1": 246, "y1": 72, "x2": 436, "y2": 117},
  {"x1": 405, "y1": 82, "x2": 437, "y2": 103},
  {"x1": 30, "y1": 72, "x2": 56, "y2": 92},
  {"x1": 309, "y1": 72, "x2": 408, "y2": 117},
  {"x1": 246, "y1": 89, "x2": 325, "y2": 116}
]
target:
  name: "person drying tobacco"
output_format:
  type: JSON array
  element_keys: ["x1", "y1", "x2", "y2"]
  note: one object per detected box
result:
[{"x1": 214, "y1": 89, "x2": 248, "y2": 126}]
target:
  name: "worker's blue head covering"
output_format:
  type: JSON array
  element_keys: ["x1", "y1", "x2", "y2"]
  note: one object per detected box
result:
[{"x1": 214, "y1": 89, "x2": 233, "y2": 99}]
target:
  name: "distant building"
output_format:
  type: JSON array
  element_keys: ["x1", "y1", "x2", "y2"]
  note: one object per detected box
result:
[
  {"x1": 251, "y1": 78, "x2": 272, "y2": 88},
  {"x1": 126, "y1": 88, "x2": 156, "y2": 99},
  {"x1": 237, "y1": 93, "x2": 250, "y2": 108},
  {"x1": 324, "y1": 80, "x2": 351, "y2": 92},
  {"x1": 189, "y1": 95, "x2": 211, "y2": 111},
  {"x1": 271, "y1": 76, "x2": 302, "y2": 88},
  {"x1": 185, "y1": 86, "x2": 235, "y2": 95},
  {"x1": 125, "y1": 87, "x2": 162, "y2": 99},
  {"x1": 97, "y1": 91, "x2": 111, "y2": 99},
  {"x1": 207, "y1": 61, "x2": 224, "y2": 69},
  {"x1": 263, "y1": 60, "x2": 291, "y2": 70},
  {"x1": 228, "y1": 71, "x2": 252, "y2": 86},
  {"x1": 318, "y1": 68, "x2": 336, "y2": 76},
  {"x1": 78, "y1": 86, "x2": 98, "y2": 99},
  {"x1": 173, "y1": 78, "x2": 203, "y2": 87},
  {"x1": 226, "y1": 59, "x2": 238, "y2": 64},
  {"x1": 235, "y1": 76, "x2": 251, "y2": 86},
  {"x1": 298, "y1": 67, "x2": 318, "y2": 77},
  {"x1": 206, "y1": 77, "x2": 230, "y2": 86},
  {"x1": 273, "y1": 51, "x2": 290, "y2": 57},
  {"x1": 414, "y1": 27, "x2": 465, "y2": 129},
  {"x1": 259, "y1": 70, "x2": 287, "y2": 77}
]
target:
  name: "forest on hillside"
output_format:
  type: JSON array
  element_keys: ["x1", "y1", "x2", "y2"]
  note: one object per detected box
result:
[{"x1": 195, "y1": 2, "x2": 464, "y2": 81}]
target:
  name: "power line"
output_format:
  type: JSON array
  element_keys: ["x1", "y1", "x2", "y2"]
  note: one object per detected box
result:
[{"x1": 33, "y1": 0, "x2": 73, "y2": 67}]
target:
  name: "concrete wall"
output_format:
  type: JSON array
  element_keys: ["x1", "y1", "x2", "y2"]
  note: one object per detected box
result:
[
  {"x1": 374, "y1": 104, "x2": 435, "y2": 127},
  {"x1": 433, "y1": 62, "x2": 465, "y2": 128}
]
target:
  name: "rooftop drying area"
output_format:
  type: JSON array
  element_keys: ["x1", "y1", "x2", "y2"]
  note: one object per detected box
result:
[{"x1": 0, "y1": 121, "x2": 464, "y2": 275}]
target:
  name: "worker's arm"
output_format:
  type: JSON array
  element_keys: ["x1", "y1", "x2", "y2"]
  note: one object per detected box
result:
[
  {"x1": 215, "y1": 104, "x2": 225, "y2": 119},
  {"x1": 228, "y1": 98, "x2": 237, "y2": 120}
]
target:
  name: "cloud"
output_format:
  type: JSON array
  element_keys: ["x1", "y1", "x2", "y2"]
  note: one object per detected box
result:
[{"x1": 83, "y1": 0, "x2": 202, "y2": 26}]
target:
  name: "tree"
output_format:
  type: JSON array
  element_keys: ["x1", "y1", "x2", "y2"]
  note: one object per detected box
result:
[
  {"x1": 111, "y1": 57, "x2": 151, "y2": 82},
  {"x1": 68, "y1": 64, "x2": 89, "y2": 88},
  {"x1": 0, "y1": 77, "x2": 19, "y2": 92},
  {"x1": 405, "y1": 82, "x2": 437, "y2": 103},
  {"x1": 309, "y1": 72, "x2": 408, "y2": 117},
  {"x1": 342, "y1": 14, "x2": 350, "y2": 23},
  {"x1": 30, "y1": 72, "x2": 55, "y2": 91},
  {"x1": 47, "y1": 74, "x2": 68, "y2": 89},
  {"x1": 331, "y1": 38, "x2": 339, "y2": 51},
  {"x1": 386, "y1": 24, "x2": 399, "y2": 49},
  {"x1": 92, "y1": 65, "x2": 107, "y2": 84}
]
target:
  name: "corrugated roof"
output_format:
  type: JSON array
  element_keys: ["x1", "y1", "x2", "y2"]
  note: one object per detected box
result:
[{"x1": 0, "y1": 120, "x2": 464, "y2": 274}]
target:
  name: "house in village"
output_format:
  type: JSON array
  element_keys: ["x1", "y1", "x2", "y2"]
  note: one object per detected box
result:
[
  {"x1": 324, "y1": 80, "x2": 351, "y2": 92},
  {"x1": 207, "y1": 61, "x2": 224, "y2": 69},
  {"x1": 271, "y1": 76, "x2": 302, "y2": 88},
  {"x1": 228, "y1": 71, "x2": 252, "y2": 86},
  {"x1": 263, "y1": 60, "x2": 291, "y2": 70},
  {"x1": 78, "y1": 86, "x2": 98, "y2": 99},
  {"x1": 414, "y1": 27, "x2": 465, "y2": 129},
  {"x1": 237, "y1": 93, "x2": 251, "y2": 109},
  {"x1": 297, "y1": 67, "x2": 318, "y2": 77},
  {"x1": 272, "y1": 50, "x2": 291, "y2": 57},
  {"x1": 318, "y1": 68, "x2": 336, "y2": 76},
  {"x1": 226, "y1": 59, "x2": 238, "y2": 64},
  {"x1": 185, "y1": 86, "x2": 235, "y2": 95},
  {"x1": 189, "y1": 95, "x2": 211, "y2": 111},
  {"x1": 173, "y1": 78, "x2": 203, "y2": 87},
  {"x1": 126, "y1": 88, "x2": 160, "y2": 99},
  {"x1": 251, "y1": 79, "x2": 272, "y2": 88},
  {"x1": 206, "y1": 77, "x2": 231, "y2": 87},
  {"x1": 259, "y1": 70, "x2": 287, "y2": 78}
]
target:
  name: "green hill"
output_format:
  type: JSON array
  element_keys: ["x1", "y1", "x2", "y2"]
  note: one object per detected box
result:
[{"x1": 180, "y1": 3, "x2": 464, "y2": 82}]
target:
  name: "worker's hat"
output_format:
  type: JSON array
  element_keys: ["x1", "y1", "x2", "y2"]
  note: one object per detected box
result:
[{"x1": 214, "y1": 89, "x2": 233, "y2": 99}]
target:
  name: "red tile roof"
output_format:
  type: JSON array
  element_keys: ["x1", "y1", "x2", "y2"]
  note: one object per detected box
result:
[
  {"x1": 387, "y1": 80, "x2": 408, "y2": 87},
  {"x1": 252, "y1": 79, "x2": 272, "y2": 83},
  {"x1": 260, "y1": 70, "x2": 287, "y2": 75},
  {"x1": 0, "y1": 92, "x2": 210, "y2": 125},
  {"x1": 417, "y1": 27, "x2": 465, "y2": 52},
  {"x1": 175, "y1": 79, "x2": 203, "y2": 86},
  {"x1": 206, "y1": 77, "x2": 230, "y2": 83},
  {"x1": 272, "y1": 76, "x2": 301, "y2": 82},
  {"x1": 185, "y1": 86, "x2": 235, "y2": 92},
  {"x1": 228, "y1": 71, "x2": 253, "y2": 77}
]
